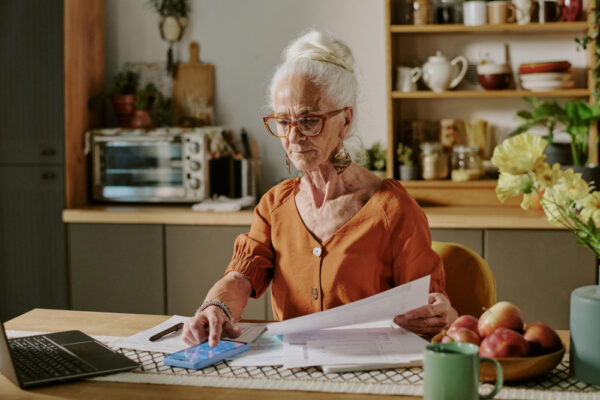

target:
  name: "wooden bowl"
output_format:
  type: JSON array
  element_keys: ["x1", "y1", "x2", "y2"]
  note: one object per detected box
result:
[{"x1": 431, "y1": 333, "x2": 565, "y2": 382}]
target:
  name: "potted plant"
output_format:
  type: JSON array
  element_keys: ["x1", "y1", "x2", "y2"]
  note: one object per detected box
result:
[
  {"x1": 397, "y1": 143, "x2": 418, "y2": 180},
  {"x1": 147, "y1": 0, "x2": 191, "y2": 73},
  {"x1": 359, "y1": 142, "x2": 387, "y2": 178},
  {"x1": 512, "y1": 97, "x2": 600, "y2": 183},
  {"x1": 131, "y1": 83, "x2": 158, "y2": 129},
  {"x1": 111, "y1": 69, "x2": 139, "y2": 127},
  {"x1": 491, "y1": 133, "x2": 600, "y2": 385}
]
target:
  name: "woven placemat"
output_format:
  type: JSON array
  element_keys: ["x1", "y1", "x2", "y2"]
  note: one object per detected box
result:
[{"x1": 7, "y1": 331, "x2": 600, "y2": 399}]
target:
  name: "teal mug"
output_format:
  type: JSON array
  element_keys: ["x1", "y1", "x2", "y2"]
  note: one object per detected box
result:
[{"x1": 424, "y1": 342, "x2": 503, "y2": 400}]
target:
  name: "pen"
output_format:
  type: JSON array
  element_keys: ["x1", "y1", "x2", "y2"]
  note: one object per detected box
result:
[{"x1": 149, "y1": 322, "x2": 184, "y2": 342}]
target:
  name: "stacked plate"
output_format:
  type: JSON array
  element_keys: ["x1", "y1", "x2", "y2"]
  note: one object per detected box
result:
[{"x1": 518, "y1": 61, "x2": 574, "y2": 91}]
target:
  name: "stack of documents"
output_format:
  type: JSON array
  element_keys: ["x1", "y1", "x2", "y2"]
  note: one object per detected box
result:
[
  {"x1": 111, "y1": 275, "x2": 432, "y2": 373},
  {"x1": 262, "y1": 275, "x2": 431, "y2": 371}
]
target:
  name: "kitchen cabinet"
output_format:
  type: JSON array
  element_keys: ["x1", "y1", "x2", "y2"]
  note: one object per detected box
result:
[
  {"x1": 485, "y1": 229, "x2": 596, "y2": 329},
  {"x1": 385, "y1": 0, "x2": 595, "y2": 205},
  {"x1": 0, "y1": 0, "x2": 64, "y2": 165},
  {"x1": 69, "y1": 224, "x2": 165, "y2": 315},
  {"x1": 0, "y1": 0, "x2": 66, "y2": 321},
  {"x1": 166, "y1": 225, "x2": 268, "y2": 320},
  {"x1": 0, "y1": 166, "x2": 67, "y2": 321}
]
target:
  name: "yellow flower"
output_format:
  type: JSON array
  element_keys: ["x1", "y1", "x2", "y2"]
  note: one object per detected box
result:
[
  {"x1": 534, "y1": 161, "x2": 561, "y2": 189},
  {"x1": 542, "y1": 186, "x2": 571, "y2": 227},
  {"x1": 496, "y1": 172, "x2": 532, "y2": 203},
  {"x1": 491, "y1": 133, "x2": 547, "y2": 175},
  {"x1": 560, "y1": 168, "x2": 590, "y2": 201},
  {"x1": 580, "y1": 191, "x2": 600, "y2": 228}
]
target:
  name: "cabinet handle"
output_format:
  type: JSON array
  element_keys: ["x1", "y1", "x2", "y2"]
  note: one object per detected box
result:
[
  {"x1": 41, "y1": 172, "x2": 56, "y2": 180},
  {"x1": 41, "y1": 147, "x2": 56, "y2": 156}
]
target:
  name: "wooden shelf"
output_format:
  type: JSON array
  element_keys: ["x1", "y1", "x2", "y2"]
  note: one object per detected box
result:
[
  {"x1": 390, "y1": 22, "x2": 588, "y2": 34},
  {"x1": 391, "y1": 89, "x2": 591, "y2": 99},
  {"x1": 400, "y1": 179, "x2": 497, "y2": 188}
]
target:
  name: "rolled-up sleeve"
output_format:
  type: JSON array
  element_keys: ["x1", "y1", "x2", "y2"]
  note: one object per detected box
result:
[{"x1": 225, "y1": 192, "x2": 275, "y2": 298}]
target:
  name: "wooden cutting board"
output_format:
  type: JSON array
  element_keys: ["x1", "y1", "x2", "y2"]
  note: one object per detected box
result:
[{"x1": 173, "y1": 41, "x2": 214, "y2": 125}]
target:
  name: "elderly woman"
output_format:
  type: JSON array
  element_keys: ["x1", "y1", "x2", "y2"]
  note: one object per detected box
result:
[{"x1": 183, "y1": 30, "x2": 457, "y2": 347}]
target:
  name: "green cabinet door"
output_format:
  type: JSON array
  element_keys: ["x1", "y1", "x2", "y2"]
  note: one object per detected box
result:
[
  {"x1": 485, "y1": 229, "x2": 597, "y2": 329},
  {"x1": 68, "y1": 224, "x2": 164, "y2": 314},
  {"x1": 166, "y1": 226, "x2": 269, "y2": 320}
]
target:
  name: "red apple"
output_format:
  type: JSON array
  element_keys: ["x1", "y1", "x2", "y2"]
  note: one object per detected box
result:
[
  {"x1": 524, "y1": 322, "x2": 563, "y2": 355},
  {"x1": 448, "y1": 315, "x2": 479, "y2": 335},
  {"x1": 478, "y1": 301, "x2": 525, "y2": 337},
  {"x1": 479, "y1": 327, "x2": 530, "y2": 358},
  {"x1": 441, "y1": 335, "x2": 453, "y2": 343},
  {"x1": 447, "y1": 327, "x2": 481, "y2": 345}
]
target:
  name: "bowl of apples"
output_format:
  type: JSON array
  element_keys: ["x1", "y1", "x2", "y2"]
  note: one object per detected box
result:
[{"x1": 432, "y1": 301, "x2": 565, "y2": 382}]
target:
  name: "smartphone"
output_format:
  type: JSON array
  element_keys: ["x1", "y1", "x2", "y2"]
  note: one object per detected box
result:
[{"x1": 163, "y1": 340, "x2": 249, "y2": 370}]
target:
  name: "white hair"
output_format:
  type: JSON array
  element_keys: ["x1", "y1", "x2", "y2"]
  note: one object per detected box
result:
[{"x1": 268, "y1": 29, "x2": 364, "y2": 161}]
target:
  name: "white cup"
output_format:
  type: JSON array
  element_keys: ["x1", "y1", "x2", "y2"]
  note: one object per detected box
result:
[
  {"x1": 395, "y1": 66, "x2": 423, "y2": 92},
  {"x1": 463, "y1": 1, "x2": 488, "y2": 26}
]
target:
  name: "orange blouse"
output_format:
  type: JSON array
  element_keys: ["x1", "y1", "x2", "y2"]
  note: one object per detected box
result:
[{"x1": 225, "y1": 178, "x2": 446, "y2": 321}]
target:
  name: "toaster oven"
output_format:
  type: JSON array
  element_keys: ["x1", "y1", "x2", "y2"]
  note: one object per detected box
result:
[{"x1": 90, "y1": 128, "x2": 211, "y2": 203}]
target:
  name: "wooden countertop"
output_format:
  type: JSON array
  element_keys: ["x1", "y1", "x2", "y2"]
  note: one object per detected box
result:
[{"x1": 62, "y1": 205, "x2": 557, "y2": 229}]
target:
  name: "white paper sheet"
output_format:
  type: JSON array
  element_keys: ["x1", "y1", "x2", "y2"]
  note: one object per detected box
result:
[
  {"x1": 282, "y1": 327, "x2": 428, "y2": 369},
  {"x1": 267, "y1": 275, "x2": 430, "y2": 335},
  {"x1": 228, "y1": 332, "x2": 284, "y2": 366},
  {"x1": 109, "y1": 316, "x2": 265, "y2": 354}
]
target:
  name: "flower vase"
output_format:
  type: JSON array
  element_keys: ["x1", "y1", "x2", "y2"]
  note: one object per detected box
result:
[{"x1": 570, "y1": 283, "x2": 600, "y2": 385}]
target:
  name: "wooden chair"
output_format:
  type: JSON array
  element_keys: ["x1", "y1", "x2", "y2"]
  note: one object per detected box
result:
[{"x1": 432, "y1": 241, "x2": 497, "y2": 318}]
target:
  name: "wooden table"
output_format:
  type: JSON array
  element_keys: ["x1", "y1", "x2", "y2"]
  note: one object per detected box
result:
[{"x1": 2, "y1": 309, "x2": 571, "y2": 400}]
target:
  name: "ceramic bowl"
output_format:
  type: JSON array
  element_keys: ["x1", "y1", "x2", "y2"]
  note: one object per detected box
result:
[
  {"x1": 477, "y1": 64, "x2": 512, "y2": 90},
  {"x1": 431, "y1": 333, "x2": 565, "y2": 382},
  {"x1": 518, "y1": 61, "x2": 571, "y2": 74}
]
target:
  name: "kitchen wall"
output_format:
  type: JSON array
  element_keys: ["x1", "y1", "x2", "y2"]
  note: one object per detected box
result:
[{"x1": 105, "y1": 0, "x2": 387, "y2": 193}]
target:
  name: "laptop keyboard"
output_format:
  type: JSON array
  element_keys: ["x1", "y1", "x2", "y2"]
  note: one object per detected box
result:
[{"x1": 9, "y1": 335, "x2": 97, "y2": 382}]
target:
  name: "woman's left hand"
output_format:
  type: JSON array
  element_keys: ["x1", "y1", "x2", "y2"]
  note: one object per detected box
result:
[{"x1": 393, "y1": 293, "x2": 458, "y2": 336}]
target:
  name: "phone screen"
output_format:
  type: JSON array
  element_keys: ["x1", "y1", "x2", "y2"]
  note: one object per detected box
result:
[{"x1": 170, "y1": 340, "x2": 244, "y2": 362}]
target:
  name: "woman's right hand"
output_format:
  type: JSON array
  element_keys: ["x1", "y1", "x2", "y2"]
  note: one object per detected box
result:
[{"x1": 182, "y1": 305, "x2": 242, "y2": 347}]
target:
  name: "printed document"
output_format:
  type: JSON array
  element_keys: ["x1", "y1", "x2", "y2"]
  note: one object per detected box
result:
[
  {"x1": 109, "y1": 315, "x2": 265, "y2": 354},
  {"x1": 267, "y1": 275, "x2": 430, "y2": 335}
]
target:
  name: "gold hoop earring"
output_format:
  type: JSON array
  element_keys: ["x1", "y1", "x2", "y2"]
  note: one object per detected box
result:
[
  {"x1": 330, "y1": 147, "x2": 351, "y2": 175},
  {"x1": 285, "y1": 154, "x2": 291, "y2": 174}
]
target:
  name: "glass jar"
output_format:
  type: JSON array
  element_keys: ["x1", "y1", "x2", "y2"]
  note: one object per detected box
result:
[
  {"x1": 451, "y1": 145, "x2": 482, "y2": 182},
  {"x1": 420, "y1": 142, "x2": 448, "y2": 180}
]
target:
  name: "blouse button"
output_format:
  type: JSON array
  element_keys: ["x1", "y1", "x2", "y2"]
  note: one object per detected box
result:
[
  {"x1": 313, "y1": 247, "x2": 322, "y2": 257},
  {"x1": 312, "y1": 288, "x2": 318, "y2": 300}
]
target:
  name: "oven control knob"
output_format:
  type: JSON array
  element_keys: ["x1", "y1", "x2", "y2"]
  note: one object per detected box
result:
[
  {"x1": 189, "y1": 178, "x2": 201, "y2": 190},
  {"x1": 189, "y1": 142, "x2": 201, "y2": 153},
  {"x1": 189, "y1": 161, "x2": 201, "y2": 171}
]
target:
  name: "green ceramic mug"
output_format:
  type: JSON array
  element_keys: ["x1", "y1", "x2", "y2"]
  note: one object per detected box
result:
[{"x1": 424, "y1": 342, "x2": 503, "y2": 400}]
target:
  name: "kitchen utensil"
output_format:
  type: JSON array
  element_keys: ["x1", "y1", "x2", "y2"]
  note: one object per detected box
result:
[
  {"x1": 514, "y1": 0, "x2": 533, "y2": 24},
  {"x1": 395, "y1": 66, "x2": 423, "y2": 92},
  {"x1": 487, "y1": 1, "x2": 516, "y2": 24},
  {"x1": 518, "y1": 61, "x2": 571, "y2": 74},
  {"x1": 424, "y1": 342, "x2": 503, "y2": 400},
  {"x1": 463, "y1": 1, "x2": 488, "y2": 25},
  {"x1": 172, "y1": 41, "x2": 215, "y2": 126},
  {"x1": 521, "y1": 79, "x2": 574, "y2": 90},
  {"x1": 519, "y1": 71, "x2": 572, "y2": 81},
  {"x1": 477, "y1": 63, "x2": 512, "y2": 90},
  {"x1": 422, "y1": 51, "x2": 468, "y2": 92}
]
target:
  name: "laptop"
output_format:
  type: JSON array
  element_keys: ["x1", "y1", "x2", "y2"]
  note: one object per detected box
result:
[{"x1": 0, "y1": 320, "x2": 139, "y2": 388}]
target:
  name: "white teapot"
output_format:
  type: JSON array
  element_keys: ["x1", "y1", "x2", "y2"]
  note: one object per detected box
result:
[{"x1": 422, "y1": 51, "x2": 468, "y2": 92}]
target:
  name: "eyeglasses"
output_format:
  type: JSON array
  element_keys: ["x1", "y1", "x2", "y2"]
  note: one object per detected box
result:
[{"x1": 263, "y1": 107, "x2": 350, "y2": 138}]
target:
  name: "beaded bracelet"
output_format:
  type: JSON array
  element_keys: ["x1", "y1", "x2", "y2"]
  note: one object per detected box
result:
[{"x1": 197, "y1": 300, "x2": 234, "y2": 322}]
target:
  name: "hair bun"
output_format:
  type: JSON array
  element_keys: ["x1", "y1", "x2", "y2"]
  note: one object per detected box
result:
[{"x1": 283, "y1": 30, "x2": 355, "y2": 73}]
